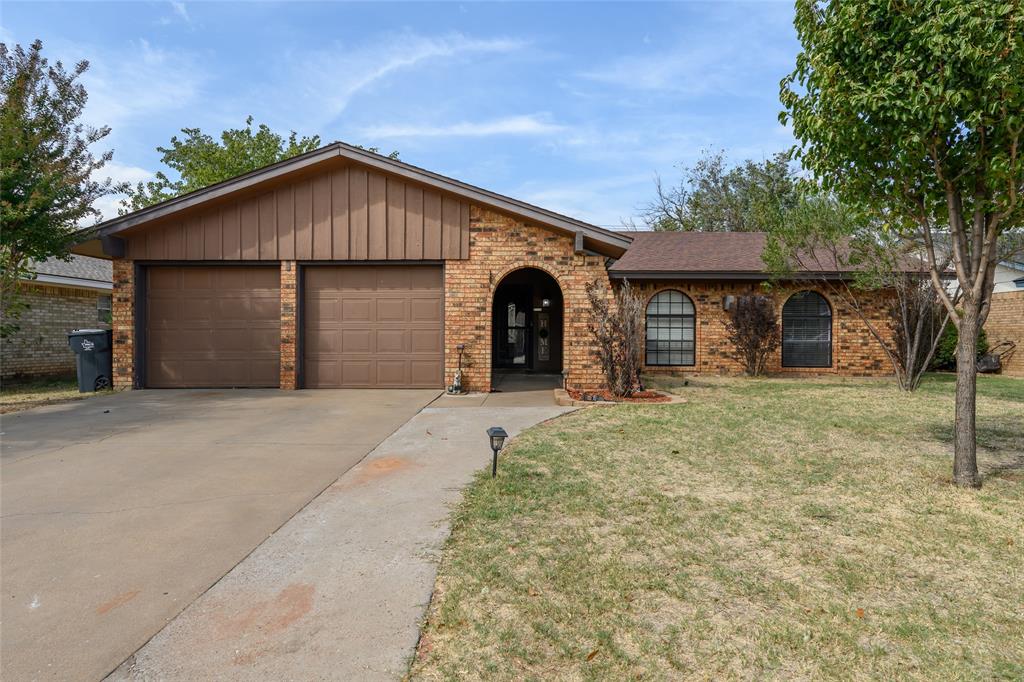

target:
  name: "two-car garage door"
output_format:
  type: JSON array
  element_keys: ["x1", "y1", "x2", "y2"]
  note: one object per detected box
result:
[{"x1": 144, "y1": 264, "x2": 442, "y2": 389}]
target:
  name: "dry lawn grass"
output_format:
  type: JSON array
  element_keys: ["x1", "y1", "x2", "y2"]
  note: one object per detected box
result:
[
  {"x1": 0, "y1": 377, "x2": 97, "y2": 414},
  {"x1": 410, "y1": 374, "x2": 1023, "y2": 681}
]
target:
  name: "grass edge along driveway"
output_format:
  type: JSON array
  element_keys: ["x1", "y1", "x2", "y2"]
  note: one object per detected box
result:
[{"x1": 410, "y1": 374, "x2": 1023, "y2": 681}]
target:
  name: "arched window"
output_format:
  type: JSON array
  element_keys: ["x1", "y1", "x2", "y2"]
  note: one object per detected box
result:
[
  {"x1": 646, "y1": 290, "x2": 696, "y2": 366},
  {"x1": 782, "y1": 291, "x2": 832, "y2": 367}
]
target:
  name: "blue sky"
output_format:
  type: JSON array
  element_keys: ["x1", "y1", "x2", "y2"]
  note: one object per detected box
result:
[{"x1": 3, "y1": 1, "x2": 799, "y2": 227}]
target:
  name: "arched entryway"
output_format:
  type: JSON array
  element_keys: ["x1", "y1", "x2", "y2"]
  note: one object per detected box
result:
[{"x1": 492, "y1": 268, "x2": 564, "y2": 383}]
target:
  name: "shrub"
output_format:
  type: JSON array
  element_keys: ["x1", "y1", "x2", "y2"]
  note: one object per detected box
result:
[
  {"x1": 930, "y1": 322, "x2": 989, "y2": 371},
  {"x1": 725, "y1": 295, "x2": 780, "y2": 376},
  {"x1": 584, "y1": 279, "x2": 644, "y2": 397}
]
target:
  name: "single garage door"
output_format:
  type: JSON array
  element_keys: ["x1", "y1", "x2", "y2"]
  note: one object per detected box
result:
[
  {"x1": 303, "y1": 265, "x2": 443, "y2": 388},
  {"x1": 145, "y1": 266, "x2": 281, "y2": 388}
]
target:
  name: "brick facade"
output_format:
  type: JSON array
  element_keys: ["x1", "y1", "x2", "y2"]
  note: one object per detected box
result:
[
  {"x1": 105, "y1": 208, "x2": 898, "y2": 391},
  {"x1": 1, "y1": 283, "x2": 109, "y2": 380},
  {"x1": 443, "y1": 207, "x2": 610, "y2": 392},
  {"x1": 111, "y1": 259, "x2": 136, "y2": 389},
  {"x1": 984, "y1": 291, "x2": 1024, "y2": 377},
  {"x1": 280, "y1": 261, "x2": 298, "y2": 389},
  {"x1": 631, "y1": 280, "x2": 894, "y2": 377}
]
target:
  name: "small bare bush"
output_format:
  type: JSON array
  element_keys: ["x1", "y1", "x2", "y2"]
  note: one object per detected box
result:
[
  {"x1": 725, "y1": 295, "x2": 780, "y2": 376},
  {"x1": 585, "y1": 279, "x2": 645, "y2": 397}
]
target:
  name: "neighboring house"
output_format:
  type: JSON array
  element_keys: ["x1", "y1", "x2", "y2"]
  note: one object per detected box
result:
[
  {"x1": 1, "y1": 255, "x2": 113, "y2": 381},
  {"x1": 985, "y1": 259, "x2": 1023, "y2": 377},
  {"x1": 74, "y1": 143, "x2": 893, "y2": 392}
]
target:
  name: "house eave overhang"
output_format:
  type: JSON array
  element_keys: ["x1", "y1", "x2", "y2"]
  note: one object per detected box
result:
[
  {"x1": 25, "y1": 273, "x2": 113, "y2": 291},
  {"x1": 74, "y1": 142, "x2": 632, "y2": 258}
]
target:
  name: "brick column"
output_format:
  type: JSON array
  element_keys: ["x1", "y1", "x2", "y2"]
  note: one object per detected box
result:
[
  {"x1": 111, "y1": 259, "x2": 135, "y2": 389},
  {"x1": 280, "y1": 261, "x2": 298, "y2": 389}
]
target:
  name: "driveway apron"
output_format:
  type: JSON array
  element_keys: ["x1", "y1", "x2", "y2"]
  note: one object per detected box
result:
[
  {"x1": 108, "y1": 398, "x2": 574, "y2": 681},
  {"x1": 0, "y1": 389, "x2": 438, "y2": 682}
]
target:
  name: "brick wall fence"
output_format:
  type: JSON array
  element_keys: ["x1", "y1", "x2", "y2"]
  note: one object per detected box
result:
[
  {"x1": 629, "y1": 280, "x2": 894, "y2": 378},
  {"x1": 444, "y1": 207, "x2": 610, "y2": 392},
  {"x1": 1, "y1": 283, "x2": 109, "y2": 380},
  {"x1": 984, "y1": 290, "x2": 1024, "y2": 378}
]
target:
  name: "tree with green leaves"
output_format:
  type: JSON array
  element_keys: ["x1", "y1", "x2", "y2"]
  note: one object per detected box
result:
[
  {"x1": 781, "y1": 0, "x2": 1024, "y2": 488},
  {"x1": 638, "y1": 150, "x2": 799, "y2": 232},
  {"x1": 1, "y1": 40, "x2": 124, "y2": 338},
  {"x1": 763, "y1": 193, "x2": 954, "y2": 392},
  {"x1": 121, "y1": 117, "x2": 322, "y2": 212}
]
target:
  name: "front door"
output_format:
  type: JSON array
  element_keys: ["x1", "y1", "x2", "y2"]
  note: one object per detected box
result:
[{"x1": 494, "y1": 285, "x2": 532, "y2": 369}]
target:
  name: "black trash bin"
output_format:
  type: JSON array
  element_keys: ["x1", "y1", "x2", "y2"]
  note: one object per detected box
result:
[{"x1": 68, "y1": 329, "x2": 113, "y2": 393}]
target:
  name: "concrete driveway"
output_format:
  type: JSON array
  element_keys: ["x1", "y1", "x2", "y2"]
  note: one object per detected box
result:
[{"x1": 0, "y1": 388, "x2": 438, "y2": 682}]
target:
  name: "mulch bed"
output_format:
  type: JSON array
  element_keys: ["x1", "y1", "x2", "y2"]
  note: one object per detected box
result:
[{"x1": 566, "y1": 388, "x2": 672, "y2": 404}]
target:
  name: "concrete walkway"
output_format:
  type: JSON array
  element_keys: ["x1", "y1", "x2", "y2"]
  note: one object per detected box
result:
[{"x1": 109, "y1": 393, "x2": 574, "y2": 680}]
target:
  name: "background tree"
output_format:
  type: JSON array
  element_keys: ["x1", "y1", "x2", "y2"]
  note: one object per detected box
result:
[
  {"x1": 638, "y1": 150, "x2": 798, "y2": 231},
  {"x1": 1, "y1": 40, "x2": 124, "y2": 338},
  {"x1": 584, "y1": 279, "x2": 645, "y2": 397},
  {"x1": 781, "y1": 0, "x2": 1024, "y2": 488},
  {"x1": 724, "y1": 295, "x2": 780, "y2": 376},
  {"x1": 121, "y1": 117, "x2": 400, "y2": 212}
]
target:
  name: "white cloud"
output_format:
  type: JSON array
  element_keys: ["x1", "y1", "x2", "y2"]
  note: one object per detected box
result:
[
  {"x1": 360, "y1": 115, "x2": 565, "y2": 139},
  {"x1": 81, "y1": 39, "x2": 205, "y2": 131},
  {"x1": 89, "y1": 162, "x2": 154, "y2": 222},
  {"x1": 169, "y1": 1, "x2": 190, "y2": 23},
  {"x1": 272, "y1": 32, "x2": 527, "y2": 132},
  {"x1": 513, "y1": 173, "x2": 654, "y2": 228}
]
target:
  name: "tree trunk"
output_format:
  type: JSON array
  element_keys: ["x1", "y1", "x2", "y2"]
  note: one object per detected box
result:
[{"x1": 953, "y1": 311, "x2": 982, "y2": 489}]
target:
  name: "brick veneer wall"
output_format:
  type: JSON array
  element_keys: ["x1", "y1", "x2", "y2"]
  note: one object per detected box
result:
[
  {"x1": 630, "y1": 280, "x2": 894, "y2": 377},
  {"x1": 1, "y1": 283, "x2": 108, "y2": 380},
  {"x1": 444, "y1": 207, "x2": 611, "y2": 392},
  {"x1": 984, "y1": 291, "x2": 1024, "y2": 377},
  {"x1": 111, "y1": 259, "x2": 135, "y2": 388},
  {"x1": 280, "y1": 261, "x2": 298, "y2": 389}
]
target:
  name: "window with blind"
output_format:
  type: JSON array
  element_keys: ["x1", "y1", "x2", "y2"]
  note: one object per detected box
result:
[
  {"x1": 645, "y1": 290, "x2": 696, "y2": 366},
  {"x1": 782, "y1": 291, "x2": 832, "y2": 367}
]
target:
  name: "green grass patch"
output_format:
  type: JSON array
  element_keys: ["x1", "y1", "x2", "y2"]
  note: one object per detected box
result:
[{"x1": 411, "y1": 374, "x2": 1023, "y2": 680}]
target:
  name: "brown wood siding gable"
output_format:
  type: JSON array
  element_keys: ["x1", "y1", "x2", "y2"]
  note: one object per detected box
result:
[{"x1": 123, "y1": 163, "x2": 470, "y2": 261}]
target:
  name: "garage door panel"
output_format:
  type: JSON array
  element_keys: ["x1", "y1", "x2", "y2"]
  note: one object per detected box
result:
[
  {"x1": 409, "y1": 267, "x2": 442, "y2": 290},
  {"x1": 340, "y1": 268, "x2": 376, "y2": 290},
  {"x1": 410, "y1": 329, "x2": 442, "y2": 353},
  {"x1": 376, "y1": 361, "x2": 408, "y2": 385},
  {"x1": 146, "y1": 266, "x2": 281, "y2": 388},
  {"x1": 410, "y1": 361, "x2": 442, "y2": 386},
  {"x1": 376, "y1": 268, "x2": 411, "y2": 290},
  {"x1": 303, "y1": 265, "x2": 442, "y2": 388},
  {"x1": 376, "y1": 329, "x2": 407, "y2": 353},
  {"x1": 376, "y1": 299, "x2": 406, "y2": 322},
  {"x1": 410, "y1": 298, "x2": 441, "y2": 322},
  {"x1": 341, "y1": 329, "x2": 372, "y2": 353},
  {"x1": 340, "y1": 361, "x2": 372, "y2": 385}
]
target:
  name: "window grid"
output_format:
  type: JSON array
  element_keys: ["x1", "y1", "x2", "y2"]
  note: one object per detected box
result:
[
  {"x1": 782, "y1": 291, "x2": 832, "y2": 368},
  {"x1": 645, "y1": 290, "x2": 696, "y2": 366}
]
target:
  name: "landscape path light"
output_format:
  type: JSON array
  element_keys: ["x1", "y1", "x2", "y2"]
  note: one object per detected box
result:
[{"x1": 487, "y1": 426, "x2": 508, "y2": 478}]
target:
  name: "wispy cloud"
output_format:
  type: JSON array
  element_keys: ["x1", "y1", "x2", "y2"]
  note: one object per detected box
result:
[
  {"x1": 270, "y1": 32, "x2": 527, "y2": 132},
  {"x1": 168, "y1": 1, "x2": 190, "y2": 24},
  {"x1": 76, "y1": 39, "x2": 205, "y2": 131},
  {"x1": 361, "y1": 114, "x2": 564, "y2": 139},
  {"x1": 578, "y1": 6, "x2": 792, "y2": 97}
]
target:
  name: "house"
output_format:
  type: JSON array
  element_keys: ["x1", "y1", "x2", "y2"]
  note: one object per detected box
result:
[
  {"x1": 74, "y1": 143, "x2": 893, "y2": 391},
  {"x1": 1, "y1": 255, "x2": 113, "y2": 380},
  {"x1": 984, "y1": 259, "x2": 1023, "y2": 377}
]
